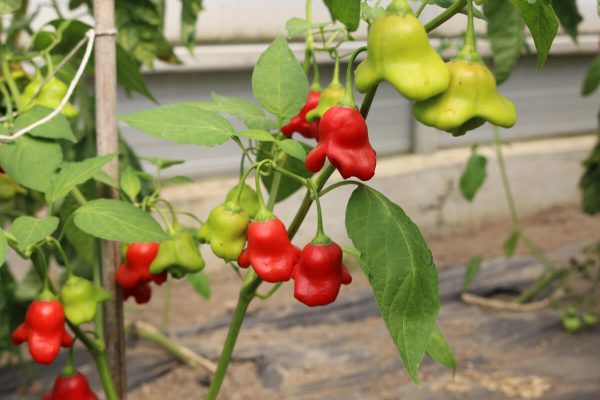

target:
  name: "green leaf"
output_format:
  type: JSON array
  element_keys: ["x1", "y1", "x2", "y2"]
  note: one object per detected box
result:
[
  {"x1": 277, "y1": 139, "x2": 307, "y2": 161},
  {"x1": 74, "y1": 199, "x2": 170, "y2": 242},
  {"x1": 252, "y1": 36, "x2": 308, "y2": 120},
  {"x1": 426, "y1": 326, "x2": 456, "y2": 370},
  {"x1": 120, "y1": 166, "x2": 142, "y2": 200},
  {"x1": 45, "y1": 154, "x2": 116, "y2": 204},
  {"x1": 11, "y1": 216, "x2": 59, "y2": 250},
  {"x1": 507, "y1": 0, "x2": 559, "y2": 69},
  {"x1": 285, "y1": 17, "x2": 327, "y2": 37},
  {"x1": 140, "y1": 156, "x2": 185, "y2": 170},
  {"x1": 483, "y1": 0, "x2": 525, "y2": 84},
  {"x1": 94, "y1": 170, "x2": 119, "y2": 188},
  {"x1": 462, "y1": 256, "x2": 483, "y2": 291},
  {"x1": 13, "y1": 106, "x2": 77, "y2": 142},
  {"x1": 186, "y1": 271, "x2": 210, "y2": 299},
  {"x1": 552, "y1": 0, "x2": 582, "y2": 42},
  {"x1": 0, "y1": 136, "x2": 62, "y2": 192},
  {"x1": 119, "y1": 104, "x2": 235, "y2": 146},
  {"x1": 0, "y1": 232, "x2": 7, "y2": 267},
  {"x1": 235, "y1": 129, "x2": 275, "y2": 142},
  {"x1": 459, "y1": 151, "x2": 487, "y2": 202},
  {"x1": 163, "y1": 176, "x2": 194, "y2": 185},
  {"x1": 258, "y1": 141, "x2": 313, "y2": 203},
  {"x1": 181, "y1": 0, "x2": 203, "y2": 50},
  {"x1": 346, "y1": 185, "x2": 439, "y2": 384},
  {"x1": 206, "y1": 93, "x2": 278, "y2": 130},
  {"x1": 60, "y1": 184, "x2": 99, "y2": 269},
  {"x1": 116, "y1": 44, "x2": 157, "y2": 103},
  {"x1": 0, "y1": 0, "x2": 21, "y2": 14},
  {"x1": 504, "y1": 230, "x2": 521, "y2": 257},
  {"x1": 429, "y1": 0, "x2": 486, "y2": 19},
  {"x1": 331, "y1": 0, "x2": 361, "y2": 31},
  {"x1": 581, "y1": 55, "x2": 600, "y2": 96}
]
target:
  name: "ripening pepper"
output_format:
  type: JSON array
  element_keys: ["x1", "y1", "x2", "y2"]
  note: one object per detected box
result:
[
  {"x1": 306, "y1": 84, "x2": 345, "y2": 122},
  {"x1": 59, "y1": 275, "x2": 110, "y2": 325},
  {"x1": 237, "y1": 214, "x2": 300, "y2": 283},
  {"x1": 225, "y1": 184, "x2": 260, "y2": 218},
  {"x1": 281, "y1": 91, "x2": 321, "y2": 140},
  {"x1": 123, "y1": 281, "x2": 153, "y2": 304},
  {"x1": 19, "y1": 77, "x2": 79, "y2": 119},
  {"x1": 354, "y1": 0, "x2": 450, "y2": 101},
  {"x1": 412, "y1": 59, "x2": 517, "y2": 136},
  {"x1": 43, "y1": 371, "x2": 98, "y2": 400},
  {"x1": 0, "y1": 173, "x2": 27, "y2": 200},
  {"x1": 305, "y1": 106, "x2": 376, "y2": 181},
  {"x1": 197, "y1": 201, "x2": 250, "y2": 262},
  {"x1": 292, "y1": 240, "x2": 352, "y2": 307},
  {"x1": 115, "y1": 242, "x2": 167, "y2": 289},
  {"x1": 150, "y1": 230, "x2": 205, "y2": 278},
  {"x1": 11, "y1": 296, "x2": 73, "y2": 365}
]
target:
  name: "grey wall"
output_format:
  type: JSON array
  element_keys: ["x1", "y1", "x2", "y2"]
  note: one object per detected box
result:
[{"x1": 119, "y1": 53, "x2": 600, "y2": 178}]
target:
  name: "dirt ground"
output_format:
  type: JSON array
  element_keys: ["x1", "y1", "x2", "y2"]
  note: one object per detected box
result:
[{"x1": 122, "y1": 204, "x2": 600, "y2": 400}]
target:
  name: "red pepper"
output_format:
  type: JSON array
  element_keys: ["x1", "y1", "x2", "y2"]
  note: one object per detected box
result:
[
  {"x1": 123, "y1": 281, "x2": 153, "y2": 304},
  {"x1": 42, "y1": 371, "x2": 98, "y2": 400},
  {"x1": 292, "y1": 241, "x2": 352, "y2": 307},
  {"x1": 305, "y1": 106, "x2": 376, "y2": 181},
  {"x1": 281, "y1": 91, "x2": 321, "y2": 140},
  {"x1": 237, "y1": 217, "x2": 300, "y2": 283},
  {"x1": 116, "y1": 242, "x2": 167, "y2": 290},
  {"x1": 11, "y1": 300, "x2": 73, "y2": 365}
]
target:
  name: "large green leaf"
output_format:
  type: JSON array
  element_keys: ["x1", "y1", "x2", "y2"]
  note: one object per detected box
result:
[
  {"x1": 11, "y1": 216, "x2": 59, "y2": 251},
  {"x1": 459, "y1": 150, "x2": 487, "y2": 202},
  {"x1": 346, "y1": 185, "x2": 440, "y2": 384},
  {"x1": 581, "y1": 55, "x2": 600, "y2": 96},
  {"x1": 331, "y1": 0, "x2": 361, "y2": 32},
  {"x1": 508, "y1": 0, "x2": 559, "y2": 69},
  {"x1": 0, "y1": 136, "x2": 62, "y2": 192},
  {"x1": 45, "y1": 154, "x2": 116, "y2": 204},
  {"x1": 252, "y1": 36, "x2": 308, "y2": 121},
  {"x1": 119, "y1": 104, "x2": 235, "y2": 146},
  {"x1": 13, "y1": 106, "x2": 77, "y2": 142},
  {"x1": 426, "y1": 326, "x2": 456, "y2": 370},
  {"x1": 483, "y1": 0, "x2": 525, "y2": 84},
  {"x1": 116, "y1": 44, "x2": 157, "y2": 103},
  {"x1": 74, "y1": 199, "x2": 169, "y2": 242},
  {"x1": 192, "y1": 93, "x2": 278, "y2": 131},
  {"x1": 277, "y1": 139, "x2": 307, "y2": 161},
  {"x1": 552, "y1": 0, "x2": 582, "y2": 42}
]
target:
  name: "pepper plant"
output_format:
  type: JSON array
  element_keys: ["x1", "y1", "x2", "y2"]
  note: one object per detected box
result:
[{"x1": 0, "y1": 0, "x2": 594, "y2": 399}]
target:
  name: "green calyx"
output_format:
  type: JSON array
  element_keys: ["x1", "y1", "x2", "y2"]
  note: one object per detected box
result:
[
  {"x1": 38, "y1": 286, "x2": 57, "y2": 301},
  {"x1": 60, "y1": 275, "x2": 110, "y2": 325},
  {"x1": 387, "y1": 0, "x2": 413, "y2": 15},
  {"x1": 253, "y1": 206, "x2": 275, "y2": 222},
  {"x1": 225, "y1": 184, "x2": 260, "y2": 218},
  {"x1": 60, "y1": 348, "x2": 77, "y2": 378},
  {"x1": 197, "y1": 203, "x2": 250, "y2": 262},
  {"x1": 311, "y1": 232, "x2": 332, "y2": 246},
  {"x1": 306, "y1": 85, "x2": 346, "y2": 121},
  {"x1": 150, "y1": 230, "x2": 205, "y2": 278}
]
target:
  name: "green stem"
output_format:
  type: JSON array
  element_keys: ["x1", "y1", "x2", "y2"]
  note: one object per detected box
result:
[
  {"x1": 2, "y1": 61, "x2": 21, "y2": 109},
  {"x1": 161, "y1": 276, "x2": 172, "y2": 330},
  {"x1": 423, "y1": 0, "x2": 466, "y2": 32},
  {"x1": 416, "y1": 0, "x2": 430, "y2": 17},
  {"x1": 94, "y1": 351, "x2": 118, "y2": 400},
  {"x1": 307, "y1": 180, "x2": 329, "y2": 244},
  {"x1": 360, "y1": 85, "x2": 379, "y2": 118},
  {"x1": 266, "y1": 156, "x2": 286, "y2": 211},
  {"x1": 492, "y1": 127, "x2": 520, "y2": 227},
  {"x1": 319, "y1": 180, "x2": 362, "y2": 197},
  {"x1": 255, "y1": 282, "x2": 282, "y2": 300},
  {"x1": 303, "y1": 0, "x2": 314, "y2": 74},
  {"x1": 71, "y1": 187, "x2": 88, "y2": 206},
  {"x1": 340, "y1": 46, "x2": 367, "y2": 108},
  {"x1": 515, "y1": 269, "x2": 568, "y2": 304},
  {"x1": 49, "y1": 237, "x2": 73, "y2": 277},
  {"x1": 330, "y1": 53, "x2": 342, "y2": 87},
  {"x1": 232, "y1": 136, "x2": 254, "y2": 167}
]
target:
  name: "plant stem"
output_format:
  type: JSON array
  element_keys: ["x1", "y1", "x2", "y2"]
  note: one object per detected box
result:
[
  {"x1": 93, "y1": 351, "x2": 118, "y2": 400},
  {"x1": 492, "y1": 128, "x2": 520, "y2": 226},
  {"x1": 515, "y1": 269, "x2": 568, "y2": 304},
  {"x1": 423, "y1": 0, "x2": 466, "y2": 32},
  {"x1": 161, "y1": 275, "x2": 172, "y2": 330},
  {"x1": 416, "y1": 0, "x2": 430, "y2": 17}
]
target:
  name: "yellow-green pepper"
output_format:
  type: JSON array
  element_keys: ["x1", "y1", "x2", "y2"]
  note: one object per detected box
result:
[
  {"x1": 150, "y1": 229, "x2": 205, "y2": 278},
  {"x1": 20, "y1": 77, "x2": 79, "y2": 119},
  {"x1": 60, "y1": 276, "x2": 110, "y2": 325},
  {"x1": 197, "y1": 201, "x2": 250, "y2": 262}
]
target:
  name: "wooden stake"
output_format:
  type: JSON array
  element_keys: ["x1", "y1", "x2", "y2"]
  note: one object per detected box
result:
[{"x1": 93, "y1": 1, "x2": 126, "y2": 398}]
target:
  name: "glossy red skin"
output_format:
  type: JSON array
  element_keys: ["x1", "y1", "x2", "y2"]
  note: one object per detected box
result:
[
  {"x1": 281, "y1": 91, "x2": 321, "y2": 140},
  {"x1": 292, "y1": 242, "x2": 352, "y2": 307},
  {"x1": 42, "y1": 371, "x2": 98, "y2": 400},
  {"x1": 305, "y1": 106, "x2": 376, "y2": 181},
  {"x1": 123, "y1": 281, "x2": 152, "y2": 304},
  {"x1": 11, "y1": 300, "x2": 73, "y2": 365},
  {"x1": 237, "y1": 218, "x2": 300, "y2": 283},
  {"x1": 116, "y1": 243, "x2": 166, "y2": 289}
]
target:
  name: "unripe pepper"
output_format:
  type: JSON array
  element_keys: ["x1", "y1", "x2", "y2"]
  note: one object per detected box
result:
[
  {"x1": 237, "y1": 211, "x2": 300, "y2": 283},
  {"x1": 225, "y1": 184, "x2": 260, "y2": 218},
  {"x1": 150, "y1": 229, "x2": 205, "y2": 278},
  {"x1": 305, "y1": 106, "x2": 376, "y2": 181},
  {"x1": 60, "y1": 275, "x2": 110, "y2": 325},
  {"x1": 412, "y1": 59, "x2": 517, "y2": 136},
  {"x1": 197, "y1": 201, "x2": 250, "y2": 262},
  {"x1": 123, "y1": 281, "x2": 153, "y2": 304},
  {"x1": 20, "y1": 77, "x2": 79, "y2": 118},
  {"x1": 306, "y1": 58, "x2": 346, "y2": 122},
  {"x1": 354, "y1": 0, "x2": 450, "y2": 101},
  {"x1": 292, "y1": 240, "x2": 352, "y2": 307},
  {"x1": 11, "y1": 292, "x2": 73, "y2": 365},
  {"x1": 116, "y1": 242, "x2": 166, "y2": 289},
  {"x1": 0, "y1": 173, "x2": 27, "y2": 200},
  {"x1": 281, "y1": 91, "x2": 321, "y2": 140}
]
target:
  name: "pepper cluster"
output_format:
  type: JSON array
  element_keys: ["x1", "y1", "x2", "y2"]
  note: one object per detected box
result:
[{"x1": 116, "y1": 242, "x2": 167, "y2": 304}]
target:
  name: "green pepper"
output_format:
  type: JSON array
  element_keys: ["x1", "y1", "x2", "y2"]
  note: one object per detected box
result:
[
  {"x1": 150, "y1": 229, "x2": 205, "y2": 278},
  {"x1": 306, "y1": 57, "x2": 345, "y2": 122},
  {"x1": 59, "y1": 276, "x2": 110, "y2": 325},
  {"x1": 225, "y1": 184, "x2": 259, "y2": 218},
  {"x1": 354, "y1": 0, "x2": 450, "y2": 101},
  {"x1": 0, "y1": 174, "x2": 27, "y2": 201},
  {"x1": 412, "y1": 59, "x2": 517, "y2": 136},
  {"x1": 197, "y1": 201, "x2": 250, "y2": 262},
  {"x1": 19, "y1": 77, "x2": 79, "y2": 119}
]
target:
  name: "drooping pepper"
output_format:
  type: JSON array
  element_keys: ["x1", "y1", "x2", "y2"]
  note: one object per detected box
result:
[
  {"x1": 60, "y1": 275, "x2": 110, "y2": 325},
  {"x1": 237, "y1": 212, "x2": 300, "y2": 283},
  {"x1": 197, "y1": 201, "x2": 250, "y2": 262},
  {"x1": 281, "y1": 90, "x2": 321, "y2": 140},
  {"x1": 305, "y1": 106, "x2": 376, "y2": 181},
  {"x1": 292, "y1": 240, "x2": 352, "y2": 307},
  {"x1": 354, "y1": 0, "x2": 450, "y2": 101},
  {"x1": 225, "y1": 184, "x2": 260, "y2": 218},
  {"x1": 150, "y1": 229, "x2": 205, "y2": 278},
  {"x1": 0, "y1": 173, "x2": 27, "y2": 200},
  {"x1": 115, "y1": 242, "x2": 167, "y2": 290},
  {"x1": 42, "y1": 350, "x2": 98, "y2": 400},
  {"x1": 306, "y1": 57, "x2": 346, "y2": 122},
  {"x1": 123, "y1": 281, "x2": 153, "y2": 304},
  {"x1": 412, "y1": 59, "x2": 517, "y2": 136},
  {"x1": 19, "y1": 77, "x2": 79, "y2": 118},
  {"x1": 11, "y1": 293, "x2": 73, "y2": 365}
]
